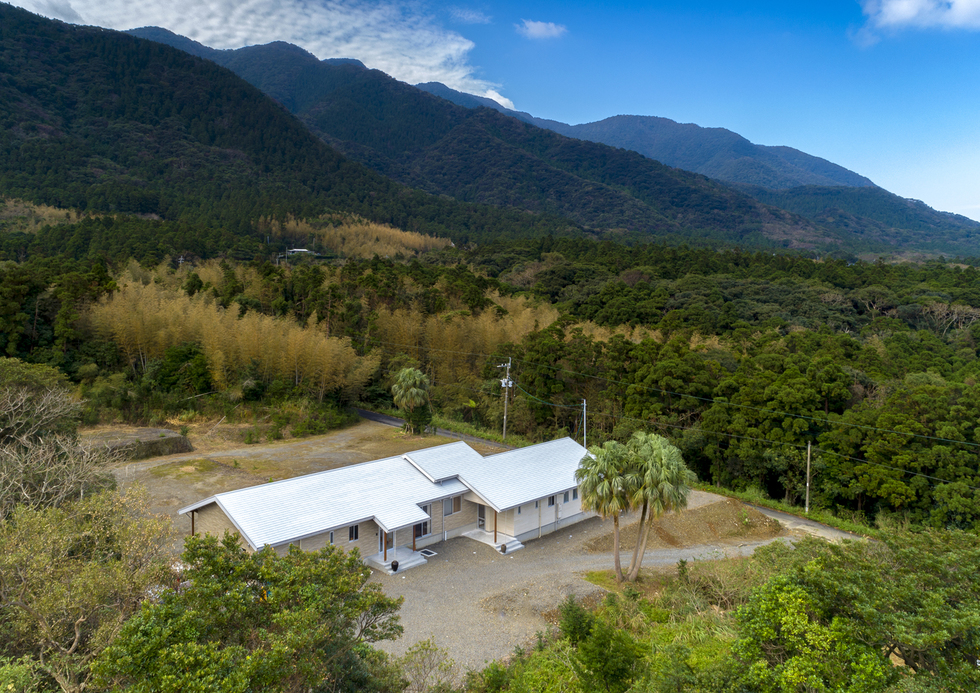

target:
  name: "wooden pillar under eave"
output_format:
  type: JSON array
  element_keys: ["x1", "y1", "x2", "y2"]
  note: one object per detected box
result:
[
  {"x1": 191, "y1": 510, "x2": 195, "y2": 536},
  {"x1": 494, "y1": 510, "x2": 498, "y2": 544},
  {"x1": 384, "y1": 532, "x2": 388, "y2": 562}
]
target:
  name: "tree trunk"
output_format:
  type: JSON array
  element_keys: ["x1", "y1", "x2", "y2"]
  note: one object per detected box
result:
[
  {"x1": 626, "y1": 500, "x2": 648, "y2": 577},
  {"x1": 628, "y1": 515, "x2": 655, "y2": 582},
  {"x1": 612, "y1": 512, "x2": 624, "y2": 583}
]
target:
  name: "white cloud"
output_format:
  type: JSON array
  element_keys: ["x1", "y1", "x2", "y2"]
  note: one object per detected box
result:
[
  {"x1": 481, "y1": 89, "x2": 515, "y2": 110},
  {"x1": 450, "y1": 7, "x2": 491, "y2": 24},
  {"x1": 515, "y1": 19, "x2": 567, "y2": 39},
  {"x1": 861, "y1": 0, "x2": 980, "y2": 30},
  {"x1": 15, "y1": 0, "x2": 509, "y2": 102}
]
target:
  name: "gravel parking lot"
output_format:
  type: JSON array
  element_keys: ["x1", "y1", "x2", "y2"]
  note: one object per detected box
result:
[{"x1": 371, "y1": 491, "x2": 788, "y2": 670}]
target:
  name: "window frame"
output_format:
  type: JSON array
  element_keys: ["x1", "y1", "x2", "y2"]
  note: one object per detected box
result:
[
  {"x1": 349, "y1": 525, "x2": 358, "y2": 542},
  {"x1": 548, "y1": 495, "x2": 556, "y2": 507},
  {"x1": 443, "y1": 495, "x2": 462, "y2": 516}
]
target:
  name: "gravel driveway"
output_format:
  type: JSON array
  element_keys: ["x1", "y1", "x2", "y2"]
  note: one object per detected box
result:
[{"x1": 370, "y1": 491, "x2": 789, "y2": 670}]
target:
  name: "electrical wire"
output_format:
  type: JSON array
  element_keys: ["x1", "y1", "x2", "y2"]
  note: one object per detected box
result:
[{"x1": 353, "y1": 333, "x2": 980, "y2": 450}]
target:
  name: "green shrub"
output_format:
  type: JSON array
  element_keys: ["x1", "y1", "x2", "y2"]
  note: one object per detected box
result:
[{"x1": 558, "y1": 595, "x2": 594, "y2": 645}]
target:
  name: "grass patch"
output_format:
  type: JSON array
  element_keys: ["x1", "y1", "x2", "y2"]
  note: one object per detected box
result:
[
  {"x1": 584, "y1": 568, "x2": 671, "y2": 601},
  {"x1": 429, "y1": 414, "x2": 536, "y2": 448},
  {"x1": 149, "y1": 458, "x2": 220, "y2": 479}
]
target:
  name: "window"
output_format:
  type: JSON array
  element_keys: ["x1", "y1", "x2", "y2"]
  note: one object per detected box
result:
[
  {"x1": 349, "y1": 525, "x2": 359, "y2": 542},
  {"x1": 573, "y1": 488, "x2": 578, "y2": 500},
  {"x1": 414, "y1": 505, "x2": 430, "y2": 539},
  {"x1": 548, "y1": 496, "x2": 555, "y2": 507},
  {"x1": 329, "y1": 531, "x2": 334, "y2": 545},
  {"x1": 535, "y1": 500, "x2": 539, "y2": 509},
  {"x1": 563, "y1": 491, "x2": 569, "y2": 503},
  {"x1": 517, "y1": 505, "x2": 521, "y2": 515},
  {"x1": 443, "y1": 495, "x2": 462, "y2": 516}
]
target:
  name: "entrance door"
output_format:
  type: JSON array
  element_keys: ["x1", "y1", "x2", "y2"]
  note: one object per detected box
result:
[{"x1": 477, "y1": 504, "x2": 486, "y2": 529}]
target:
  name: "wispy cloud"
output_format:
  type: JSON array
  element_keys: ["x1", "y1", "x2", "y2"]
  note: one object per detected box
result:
[
  {"x1": 16, "y1": 0, "x2": 508, "y2": 101},
  {"x1": 450, "y1": 7, "x2": 491, "y2": 25},
  {"x1": 515, "y1": 19, "x2": 567, "y2": 39},
  {"x1": 861, "y1": 0, "x2": 980, "y2": 30}
]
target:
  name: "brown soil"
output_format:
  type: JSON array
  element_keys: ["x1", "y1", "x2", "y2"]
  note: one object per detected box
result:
[{"x1": 584, "y1": 498, "x2": 783, "y2": 553}]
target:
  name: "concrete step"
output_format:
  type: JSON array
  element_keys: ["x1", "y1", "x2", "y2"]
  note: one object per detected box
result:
[
  {"x1": 364, "y1": 549, "x2": 428, "y2": 575},
  {"x1": 497, "y1": 538, "x2": 524, "y2": 555}
]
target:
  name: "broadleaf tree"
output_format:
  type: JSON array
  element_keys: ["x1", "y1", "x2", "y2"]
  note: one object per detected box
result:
[{"x1": 92, "y1": 533, "x2": 404, "y2": 693}]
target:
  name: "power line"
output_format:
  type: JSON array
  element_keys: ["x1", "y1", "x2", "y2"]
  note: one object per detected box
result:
[{"x1": 354, "y1": 334, "x2": 980, "y2": 450}]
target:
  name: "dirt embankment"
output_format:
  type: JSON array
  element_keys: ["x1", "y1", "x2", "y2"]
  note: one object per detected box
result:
[{"x1": 584, "y1": 498, "x2": 783, "y2": 553}]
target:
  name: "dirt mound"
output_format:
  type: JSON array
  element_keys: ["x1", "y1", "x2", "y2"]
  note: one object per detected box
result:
[{"x1": 584, "y1": 498, "x2": 783, "y2": 553}]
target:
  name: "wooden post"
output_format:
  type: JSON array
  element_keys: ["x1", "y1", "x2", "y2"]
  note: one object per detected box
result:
[
  {"x1": 191, "y1": 510, "x2": 195, "y2": 536},
  {"x1": 494, "y1": 510, "x2": 498, "y2": 543},
  {"x1": 413, "y1": 528, "x2": 416, "y2": 551},
  {"x1": 383, "y1": 532, "x2": 388, "y2": 562}
]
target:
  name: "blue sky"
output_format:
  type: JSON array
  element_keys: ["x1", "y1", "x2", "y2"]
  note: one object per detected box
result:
[{"x1": 17, "y1": 0, "x2": 980, "y2": 221}]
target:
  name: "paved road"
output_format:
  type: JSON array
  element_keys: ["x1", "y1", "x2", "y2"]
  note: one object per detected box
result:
[
  {"x1": 352, "y1": 408, "x2": 517, "y2": 451},
  {"x1": 745, "y1": 504, "x2": 864, "y2": 542}
]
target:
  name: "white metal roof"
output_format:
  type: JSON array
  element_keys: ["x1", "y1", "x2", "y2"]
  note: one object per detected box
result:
[
  {"x1": 469, "y1": 438, "x2": 588, "y2": 511},
  {"x1": 179, "y1": 438, "x2": 589, "y2": 548},
  {"x1": 179, "y1": 453, "x2": 467, "y2": 549},
  {"x1": 404, "y1": 441, "x2": 484, "y2": 482}
]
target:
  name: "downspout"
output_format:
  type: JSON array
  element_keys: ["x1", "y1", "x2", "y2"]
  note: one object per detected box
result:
[{"x1": 538, "y1": 500, "x2": 542, "y2": 539}]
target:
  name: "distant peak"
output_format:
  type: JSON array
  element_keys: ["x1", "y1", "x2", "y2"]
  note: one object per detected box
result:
[{"x1": 322, "y1": 58, "x2": 366, "y2": 68}]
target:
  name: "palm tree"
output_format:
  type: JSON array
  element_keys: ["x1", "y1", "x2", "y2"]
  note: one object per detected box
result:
[
  {"x1": 576, "y1": 441, "x2": 636, "y2": 582},
  {"x1": 624, "y1": 432, "x2": 695, "y2": 582},
  {"x1": 391, "y1": 367, "x2": 431, "y2": 434}
]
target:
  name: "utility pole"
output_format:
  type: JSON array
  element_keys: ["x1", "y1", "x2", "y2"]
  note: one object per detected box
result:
[
  {"x1": 582, "y1": 398, "x2": 587, "y2": 448},
  {"x1": 805, "y1": 441, "x2": 812, "y2": 514},
  {"x1": 497, "y1": 358, "x2": 512, "y2": 441}
]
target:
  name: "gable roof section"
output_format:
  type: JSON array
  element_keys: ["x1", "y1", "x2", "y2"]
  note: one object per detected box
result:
[
  {"x1": 179, "y1": 454, "x2": 467, "y2": 550},
  {"x1": 178, "y1": 438, "x2": 589, "y2": 549},
  {"x1": 456, "y1": 438, "x2": 588, "y2": 512},
  {"x1": 403, "y1": 440, "x2": 484, "y2": 482}
]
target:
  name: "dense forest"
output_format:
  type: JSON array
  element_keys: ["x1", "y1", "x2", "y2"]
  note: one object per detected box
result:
[
  {"x1": 3, "y1": 5, "x2": 980, "y2": 691},
  {"x1": 4, "y1": 201, "x2": 980, "y2": 530}
]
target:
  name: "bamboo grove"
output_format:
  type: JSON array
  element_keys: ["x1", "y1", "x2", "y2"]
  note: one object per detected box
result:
[{"x1": 5, "y1": 228, "x2": 980, "y2": 529}]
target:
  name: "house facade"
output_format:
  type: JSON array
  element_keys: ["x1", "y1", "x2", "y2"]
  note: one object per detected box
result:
[{"x1": 179, "y1": 438, "x2": 593, "y2": 573}]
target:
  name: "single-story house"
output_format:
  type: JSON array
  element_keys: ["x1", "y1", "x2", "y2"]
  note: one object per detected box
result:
[{"x1": 178, "y1": 437, "x2": 593, "y2": 573}]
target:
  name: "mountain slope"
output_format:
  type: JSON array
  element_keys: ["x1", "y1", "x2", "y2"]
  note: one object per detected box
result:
[
  {"x1": 416, "y1": 83, "x2": 874, "y2": 190},
  {"x1": 128, "y1": 28, "x2": 826, "y2": 248},
  {"x1": 0, "y1": 4, "x2": 575, "y2": 252},
  {"x1": 418, "y1": 81, "x2": 980, "y2": 256}
]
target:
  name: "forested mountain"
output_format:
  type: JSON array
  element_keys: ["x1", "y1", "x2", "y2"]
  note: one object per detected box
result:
[
  {"x1": 420, "y1": 82, "x2": 980, "y2": 256},
  {"x1": 0, "y1": 3, "x2": 577, "y2": 254},
  {"x1": 741, "y1": 184, "x2": 980, "y2": 254},
  {"x1": 127, "y1": 26, "x2": 824, "y2": 250},
  {"x1": 416, "y1": 82, "x2": 875, "y2": 189}
]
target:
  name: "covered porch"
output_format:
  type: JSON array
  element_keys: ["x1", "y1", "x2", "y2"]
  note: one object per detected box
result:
[{"x1": 362, "y1": 521, "x2": 432, "y2": 575}]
